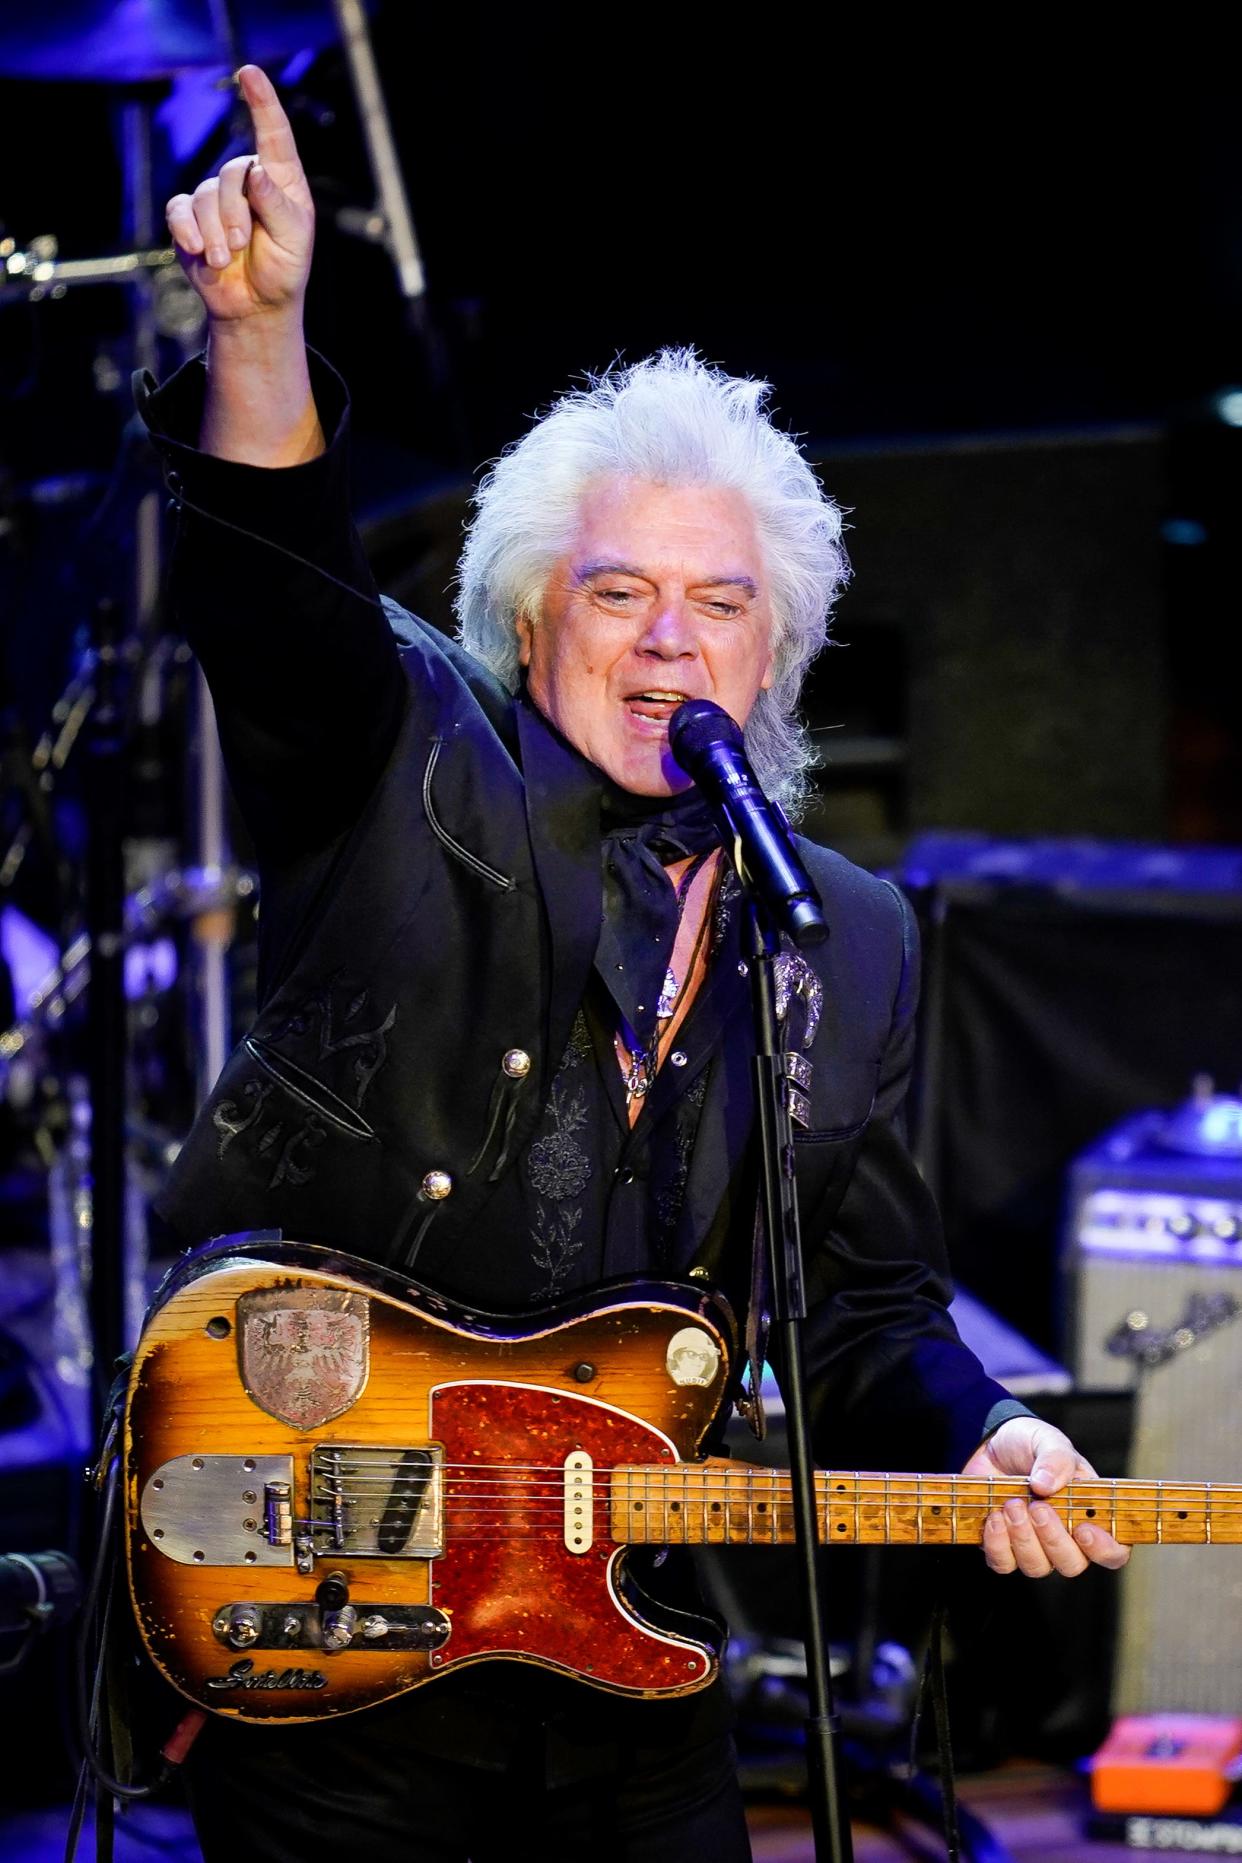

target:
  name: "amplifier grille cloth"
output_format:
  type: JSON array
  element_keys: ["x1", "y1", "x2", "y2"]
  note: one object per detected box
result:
[{"x1": 1115, "y1": 1325, "x2": 1242, "y2": 1715}]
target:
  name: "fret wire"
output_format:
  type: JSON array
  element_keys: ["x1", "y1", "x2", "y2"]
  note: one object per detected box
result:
[
  {"x1": 951, "y1": 1479, "x2": 959, "y2": 1544},
  {"x1": 916, "y1": 1475, "x2": 924, "y2": 1546},
  {"x1": 1207, "y1": 1482, "x2": 1213, "y2": 1545},
  {"x1": 883, "y1": 1472, "x2": 891, "y2": 1544},
  {"x1": 1156, "y1": 1479, "x2": 1163, "y2": 1545}
]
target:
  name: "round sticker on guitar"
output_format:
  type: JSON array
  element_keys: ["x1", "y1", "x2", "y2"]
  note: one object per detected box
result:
[{"x1": 665, "y1": 1327, "x2": 721, "y2": 1388}]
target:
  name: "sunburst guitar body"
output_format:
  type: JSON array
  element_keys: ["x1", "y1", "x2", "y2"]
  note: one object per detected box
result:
[{"x1": 124, "y1": 1237, "x2": 1242, "y2": 1723}]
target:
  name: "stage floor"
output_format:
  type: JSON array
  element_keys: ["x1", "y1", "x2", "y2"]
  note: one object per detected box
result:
[
  {"x1": 751, "y1": 1762, "x2": 1140, "y2": 1859},
  {"x1": 0, "y1": 1765, "x2": 1153, "y2": 1860}
]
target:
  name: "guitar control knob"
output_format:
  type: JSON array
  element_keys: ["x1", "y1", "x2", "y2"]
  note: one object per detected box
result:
[
  {"x1": 224, "y1": 1605, "x2": 261, "y2": 1649},
  {"x1": 315, "y1": 1572, "x2": 350, "y2": 1612},
  {"x1": 321, "y1": 1605, "x2": 358, "y2": 1652}
]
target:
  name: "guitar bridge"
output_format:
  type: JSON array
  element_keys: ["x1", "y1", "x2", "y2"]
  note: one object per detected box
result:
[{"x1": 308, "y1": 1445, "x2": 443, "y2": 1558}]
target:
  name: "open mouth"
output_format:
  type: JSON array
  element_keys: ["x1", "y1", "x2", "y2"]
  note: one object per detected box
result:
[{"x1": 624, "y1": 690, "x2": 691, "y2": 722}]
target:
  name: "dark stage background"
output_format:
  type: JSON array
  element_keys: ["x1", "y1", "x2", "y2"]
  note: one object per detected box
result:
[{"x1": 2, "y1": 6, "x2": 1242, "y2": 1837}]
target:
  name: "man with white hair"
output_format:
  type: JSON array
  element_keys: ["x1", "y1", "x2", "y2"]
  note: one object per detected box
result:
[{"x1": 139, "y1": 64, "x2": 1129, "y2": 1863}]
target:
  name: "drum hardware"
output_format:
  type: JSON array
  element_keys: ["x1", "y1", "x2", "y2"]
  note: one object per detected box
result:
[
  {"x1": 0, "y1": 234, "x2": 182, "y2": 308},
  {"x1": 0, "y1": 864, "x2": 257, "y2": 1079},
  {"x1": 1, "y1": 1, "x2": 445, "y2": 1355}
]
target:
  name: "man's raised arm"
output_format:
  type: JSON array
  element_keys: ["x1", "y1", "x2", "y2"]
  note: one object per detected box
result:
[
  {"x1": 165, "y1": 64, "x2": 323, "y2": 467},
  {"x1": 150, "y1": 66, "x2": 404, "y2": 861}
]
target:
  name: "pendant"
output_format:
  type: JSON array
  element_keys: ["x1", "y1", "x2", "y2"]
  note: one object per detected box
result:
[
  {"x1": 656, "y1": 966, "x2": 678, "y2": 1020},
  {"x1": 617, "y1": 1030, "x2": 653, "y2": 1102},
  {"x1": 625, "y1": 1050, "x2": 652, "y2": 1100}
]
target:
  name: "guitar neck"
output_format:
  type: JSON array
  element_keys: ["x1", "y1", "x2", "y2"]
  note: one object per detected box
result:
[{"x1": 610, "y1": 1467, "x2": 1242, "y2": 1548}]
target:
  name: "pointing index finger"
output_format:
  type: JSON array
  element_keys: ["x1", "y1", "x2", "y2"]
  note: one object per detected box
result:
[{"x1": 236, "y1": 64, "x2": 301, "y2": 173}]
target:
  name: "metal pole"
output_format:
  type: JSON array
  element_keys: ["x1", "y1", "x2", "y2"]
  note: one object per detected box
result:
[
  {"x1": 189, "y1": 671, "x2": 232, "y2": 1101},
  {"x1": 747, "y1": 898, "x2": 853, "y2": 1863},
  {"x1": 85, "y1": 604, "x2": 127, "y2": 1436},
  {"x1": 330, "y1": 0, "x2": 426, "y2": 302}
]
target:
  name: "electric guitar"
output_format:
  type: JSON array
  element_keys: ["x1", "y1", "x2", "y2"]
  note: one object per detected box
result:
[{"x1": 124, "y1": 1238, "x2": 1242, "y2": 1723}]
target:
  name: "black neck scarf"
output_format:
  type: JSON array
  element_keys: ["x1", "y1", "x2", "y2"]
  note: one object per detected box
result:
[
  {"x1": 518, "y1": 688, "x2": 722, "y2": 1050},
  {"x1": 597, "y1": 781, "x2": 723, "y2": 1050}
]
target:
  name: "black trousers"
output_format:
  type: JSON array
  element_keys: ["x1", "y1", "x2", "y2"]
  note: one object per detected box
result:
[{"x1": 184, "y1": 1679, "x2": 752, "y2": 1863}]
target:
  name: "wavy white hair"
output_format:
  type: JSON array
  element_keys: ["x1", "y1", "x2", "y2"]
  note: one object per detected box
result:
[{"x1": 454, "y1": 348, "x2": 849, "y2": 815}]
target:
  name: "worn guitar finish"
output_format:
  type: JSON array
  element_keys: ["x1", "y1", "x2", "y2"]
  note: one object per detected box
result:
[{"x1": 124, "y1": 1238, "x2": 1242, "y2": 1724}]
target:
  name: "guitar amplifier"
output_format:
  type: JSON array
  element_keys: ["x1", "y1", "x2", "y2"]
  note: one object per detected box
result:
[
  {"x1": 1064, "y1": 1089, "x2": 1242, "y2": 1393},
  {"x1": 1064, "y1": 1088, "x2": 1242, "y2": 1715}
]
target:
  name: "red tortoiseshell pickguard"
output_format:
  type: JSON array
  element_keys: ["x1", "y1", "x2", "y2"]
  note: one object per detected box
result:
[{"x1": 428, "y1": 1381, "x2": 712, "y2": 1694}]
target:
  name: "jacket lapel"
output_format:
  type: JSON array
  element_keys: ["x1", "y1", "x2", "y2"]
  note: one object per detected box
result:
[{"x1": 516, "y1": 701, "x2": 604, "y2": 1095}]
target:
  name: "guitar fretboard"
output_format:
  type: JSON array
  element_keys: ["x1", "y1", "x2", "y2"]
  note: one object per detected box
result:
[{"x1": 609, "y1": 1468, "x2": 1242, "y2": 1547}]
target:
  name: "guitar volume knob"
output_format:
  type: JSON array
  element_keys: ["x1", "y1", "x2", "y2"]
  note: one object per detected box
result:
[
  {"x1": 321, "y1": 1605, "x2": 358, "y2": 1652},
  {"x1": 217, "y1": 1605, "x2": 261, "y2": 1649}
]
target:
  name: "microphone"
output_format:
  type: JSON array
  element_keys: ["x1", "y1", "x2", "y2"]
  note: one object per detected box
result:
[
  {"x1": 669, "y1": 700, "x2": 828, "y2": 949},
  {"x1": 0, "y1": 1550, "x2": 81, "y2": 1640}
]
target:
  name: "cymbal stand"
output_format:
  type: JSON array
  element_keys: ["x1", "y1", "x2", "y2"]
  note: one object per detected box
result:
[
  {"x1": 329, "y1": 0, "x2": 426, "y2": 305},
  {"x1": 328, "y1": 0, "x2": 469, "y2": 462}
]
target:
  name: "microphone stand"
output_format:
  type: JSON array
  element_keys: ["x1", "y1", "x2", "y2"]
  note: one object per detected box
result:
[
  {"x1": 741, "y1": 887, "x2": 852, "y2": 1863},
  {"x1": 84, "y1": 601, "x2": 129, "y2": 1446}
]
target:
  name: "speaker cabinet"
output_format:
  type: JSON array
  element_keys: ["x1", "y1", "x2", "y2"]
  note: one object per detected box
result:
[{"x1": 1064, "y1": 1106, "x2": 1242, "y2": 1714}]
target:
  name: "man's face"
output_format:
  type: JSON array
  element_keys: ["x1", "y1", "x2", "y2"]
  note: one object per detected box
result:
[{"x1": 516, "y1": 477, "x2": 777, "y2": 795}]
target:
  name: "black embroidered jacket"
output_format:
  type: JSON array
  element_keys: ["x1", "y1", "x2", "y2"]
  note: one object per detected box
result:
[{"x1": 136, "y1": 352, "x2": 1012, "y2": 1477}]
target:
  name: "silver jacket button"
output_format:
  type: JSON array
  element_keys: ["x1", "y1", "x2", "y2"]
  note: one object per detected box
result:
[
  {"x1": 670, "y1": 1050, "x2": 688, "y2": 1067},
  {"x1": 502, "y1": 1048, "x2": 531, "y2": 1079},
  {"x1": 421, "y1": 1170, "x2": 453, "y2": 1201}
]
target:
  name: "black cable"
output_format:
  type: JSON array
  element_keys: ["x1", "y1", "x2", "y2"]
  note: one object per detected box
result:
[
  {"x1": 71, "y1": 1461, "x2": 169, "y2": 1807},
  {"x1": 63, "y1": 1756, "x2": 90, "y2": 1863},
  {"x1": 909, "y1": 1595, "x2": 962, "y2": 1862},
  {"x1": 928, "y1": 1599, "x2": 963, "y2": 1862}
]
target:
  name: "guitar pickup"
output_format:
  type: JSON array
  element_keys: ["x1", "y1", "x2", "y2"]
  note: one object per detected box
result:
[{"x1": 309, "y1": 1445, "x2": 443, "y2": 1558}]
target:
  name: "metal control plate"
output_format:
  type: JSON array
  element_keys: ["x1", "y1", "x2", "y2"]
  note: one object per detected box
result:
[
  {"x1": 211, "y1": 1601, "x2": 451, "y2": 1652},
  {"x1": 140, "y1": 1455, "x2": 295, "y2": 1566}
]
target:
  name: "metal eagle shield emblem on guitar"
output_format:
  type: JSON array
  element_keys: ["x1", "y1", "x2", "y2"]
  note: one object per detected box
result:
[{"x1": 237, "y1": 1287, "x2": 369, "y2": 1430}]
